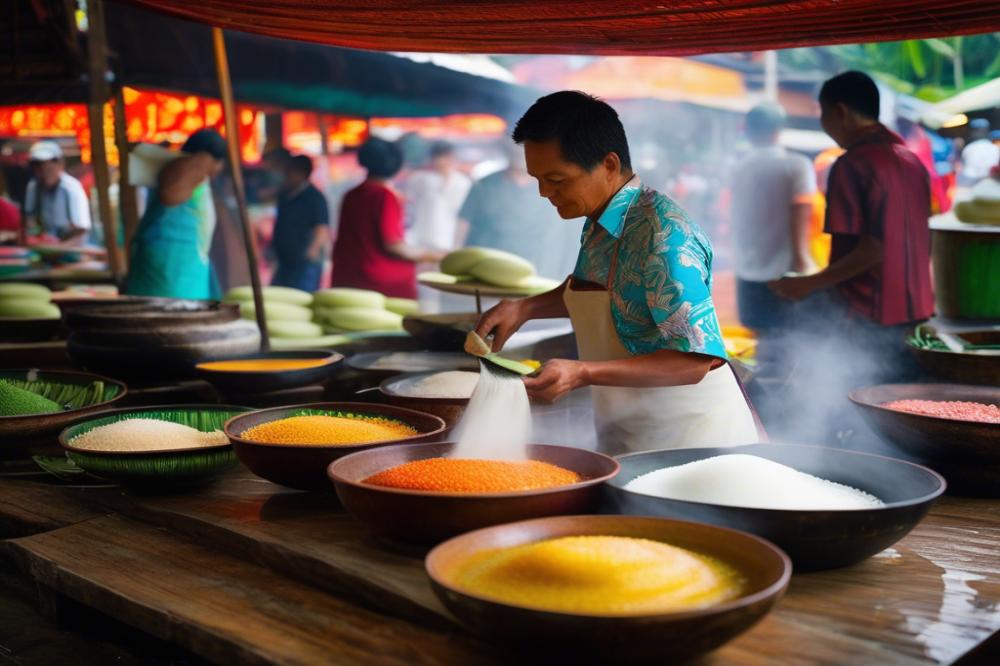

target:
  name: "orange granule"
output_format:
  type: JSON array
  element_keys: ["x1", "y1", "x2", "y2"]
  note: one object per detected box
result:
[
  {"x1": 363, "y1": 457, "x2": 580, "y2": 492},
  {"x1": 240, "y1": 414, "x2": 417, "y2": 445}
]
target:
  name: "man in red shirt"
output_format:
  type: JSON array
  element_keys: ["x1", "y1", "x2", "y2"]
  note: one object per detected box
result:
[{"x1": 770, "y1": 71, "x2": 933, "y2": 380}]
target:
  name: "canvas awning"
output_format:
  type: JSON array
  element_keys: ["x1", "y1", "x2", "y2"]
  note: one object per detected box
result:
[
  {"x1": 922, "y1": 77, "x2": 1000, "y2": 129},
  {"x1": 115, "y1": 1, "x2": 1000, "y2": 56}
]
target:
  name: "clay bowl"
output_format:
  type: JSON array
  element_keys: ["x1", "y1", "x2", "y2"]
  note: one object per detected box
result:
[
  {"x1": 196, "y1": 350, "x2": 345, "y2": 394},
  {"x1": 0, "y1": 369, "x2": 127, "y2": 452},
  {"x1": 850, "y1": 383, "x2": 1000, "y2": 496},
  {"x1": 328, "y1": 442, "x2": 619, "y2": 545},
  {"x1": 59, "y1": 404, "x2": 247, "y2": 492},
  {"x1": 65, "y1": 299, "x2": 261, "y2": 381},
  {"x1": 604, "y1": 443, "x2": 945, "y2": 571},
  {"x1": 908, "y1": 330, "x2": 1000, "y2": 386},
  {"x1": 225, "y1": 402, "x2": 447, "y2": 490},
  {"x1": 377, "y1": 371, "x2": 475, "y2": 428},
  {"x1": 426, "y1": 515, "x2": 790, "y2": 664}
]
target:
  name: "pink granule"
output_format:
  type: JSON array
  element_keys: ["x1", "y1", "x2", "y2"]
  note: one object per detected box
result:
[{"x1": 882, "y1": 399, "x2": 1000, "y2": 424}]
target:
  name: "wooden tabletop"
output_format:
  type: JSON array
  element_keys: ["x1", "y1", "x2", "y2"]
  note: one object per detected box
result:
[{"x1": 1, "y1": 468, "x2": 998, "y2": 665}]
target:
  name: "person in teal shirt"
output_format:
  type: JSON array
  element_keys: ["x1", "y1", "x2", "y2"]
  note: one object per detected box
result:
[
  {"x1": 125, "y1": 129, "x2": 227, "y2": 300},
  {"x1": 475, "y1": 91, "x2": 760, "y2": 454}
]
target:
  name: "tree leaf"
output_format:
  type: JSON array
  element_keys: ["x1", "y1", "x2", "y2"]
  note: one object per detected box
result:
[
  {"x1": 905, "y1": 41, "x2": 926, "y2": 78},
  {"x1": 924, "y1": 38, "x2": 956, "y2": 59}
]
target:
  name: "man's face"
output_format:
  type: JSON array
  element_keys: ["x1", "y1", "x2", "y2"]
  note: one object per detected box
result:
[
  {"x1": 431, "y1": 152, "x2": 456, "y2": 173},
  {"x1": 820, "y1": 102, "x2": 849, "y2": 148},
  {"x1": 31, "y1": 159, "x2": 62, "y2": 188},
  {"x1": 283, "y1": 166, "x2": 306, "y2": 189},
  {"x1": 523, "y1": 140, "x2": 619, "y2": 219}
]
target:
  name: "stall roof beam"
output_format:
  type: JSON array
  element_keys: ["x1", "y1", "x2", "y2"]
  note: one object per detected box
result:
[{"x1": 116, "y1": 1, "x2": 1000, "y2": 56}]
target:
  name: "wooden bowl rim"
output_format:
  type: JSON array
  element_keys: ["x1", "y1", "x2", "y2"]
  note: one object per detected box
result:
[
  {"x1": 608, "y1": 443, "x2": 946, "y2": 513},
  {"x1": 848, "y1": 382, "x2": 1000, "y2": 430},
  {"x1": 377, "y1": 371, "x2": 475, "y2": 404},
  {"x1": 0, "y1": 368, "x2": 128, "y2": 423},
  {"x1": 425, "y1": 514, "x2": 792, "y2": 620},
  {"x1": 328, "y1": 441, "x2": 620, "y2": 499},
  {"x1": 224, "y1": 401, "x2": 448, "y2": 450},
  {"x1": 59, "y1": 403, "x2": 248, "y2": 456}
]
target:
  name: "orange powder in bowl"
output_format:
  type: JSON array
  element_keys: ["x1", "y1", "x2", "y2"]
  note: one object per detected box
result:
[
  {"x1": 197, "y1": 358, "x2": 331, "y2": 372},
  {"x1": 363, "y1": 457, "x2": 580, "y2": 493},
  {"x1": 241, "y1": 414, "x2": 418, "y2": 445}
]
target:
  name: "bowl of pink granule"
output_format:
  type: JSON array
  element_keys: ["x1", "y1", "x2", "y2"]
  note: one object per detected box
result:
[{"x1": 850, "y1": 383, "x2": 1000, "y2": 496}]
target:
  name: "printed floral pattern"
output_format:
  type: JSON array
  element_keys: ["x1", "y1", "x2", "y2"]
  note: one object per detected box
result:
[{"x1": 573, "y1": 184, "x2": 727, "y2": 360}]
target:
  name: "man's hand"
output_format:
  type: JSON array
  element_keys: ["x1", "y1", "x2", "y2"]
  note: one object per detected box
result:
[
  {"x1": 522, "y1": 359, "x2": 589, "y2": 404},
  {"x1": 474, "y1": 298, "x2": 530, "y2": 352},
  {"x1": 769, "y1": 274, "x2": 821, "y2": 301}
]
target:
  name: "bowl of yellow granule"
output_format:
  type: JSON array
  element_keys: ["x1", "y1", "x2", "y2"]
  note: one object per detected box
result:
[
  {"x1": 224, "y1": 402, "x2": 446, "y2": 490},
  {"x1": 426, "y1": 515, "x2": 790, "y2": 664}
]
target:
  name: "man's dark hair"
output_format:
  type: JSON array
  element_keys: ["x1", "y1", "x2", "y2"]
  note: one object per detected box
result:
[
  {"x1": 429, "y1": 140, "x2": 455, "y2": 159},
  {"x1": 512, "y1": 91, "x2": 631, "y2": 172},
  {"x1": 358, "y1": 138, "x2": 403, "y2": 179},
  {"x1": 819, "y1": 71, "x2": 880, "y2": 120},
  {"x1": 263, "y1": 146, "x2": 292, "y2": 164},
  {"x1": 287, "y1": 154, "x2": 313, "y2": 178},
  {"x1": 181, "y1": 129, "x2": 227, "y2": 160}
]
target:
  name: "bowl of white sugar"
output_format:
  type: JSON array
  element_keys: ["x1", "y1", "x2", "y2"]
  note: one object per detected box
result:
[
  {"x1": 603, "y1": 443, "x2": 945, "y2": 571},
  {"x1": 378, "y1": 370, "x2": 480, "y2": 428}
]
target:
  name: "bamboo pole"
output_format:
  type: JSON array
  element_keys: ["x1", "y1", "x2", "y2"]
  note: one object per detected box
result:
[
  {"x1": 212, "y1": 27, "x2": 270, "y2": 350},
  {"x1": 85, "y1": 0, "x2": 124, "y2": 284},
  {"x1": 112, "y1": 86, "x2": 140, "y2": 267}
]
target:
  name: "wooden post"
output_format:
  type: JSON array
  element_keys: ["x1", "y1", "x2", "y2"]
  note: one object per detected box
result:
[
  {"x1": 316, "y1": 113, "x2": 330, "y2": 156},
  {"x1": 85, "y1": 0, "x2": 124, "y2": 284},
  {"x1": 212, "y1": 27, "x2": 270, "y2": 350},
  {"x1": 112, "y1": 86, "x2": 140, "y2": 267}
]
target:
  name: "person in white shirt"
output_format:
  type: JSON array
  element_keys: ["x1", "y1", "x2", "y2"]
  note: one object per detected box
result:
[
  {"x1": 960, "y1": 119, "x2": 1000, "y2": 187},
  {"x1": 23, "y1": 141, "x2": 91, "y2": 246},
  {"x1": 729, "y1": 103, "x2": 816, "y2": 370},
  {"x1": 404, "y1": 141, "x2": 472, "y2": 251}
]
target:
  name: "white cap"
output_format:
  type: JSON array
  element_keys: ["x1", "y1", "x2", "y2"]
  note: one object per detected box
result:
[{"x1": 28, "y1": 141, "x2": 63, "y2": 162}]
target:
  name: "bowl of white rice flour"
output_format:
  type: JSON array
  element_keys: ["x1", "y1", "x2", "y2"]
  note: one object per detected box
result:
[
  {"x1": 378, "y1": 371, "x2": 480, "y2": 428},
  {"x1": 603, "y1": 443, "x2": 945, "y2": 571}
]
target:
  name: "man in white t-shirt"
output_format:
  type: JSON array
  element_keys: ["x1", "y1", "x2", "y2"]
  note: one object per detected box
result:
[
  {"x1": 24, "y1": 141, "x2": 91, "y2": 245},
  {"x1": 404, "y1": 141, "x2": 472, "y2": 252},
  {"x1": 729, "y1": 103, "x2": 816, "y2": 363},
  {"x1": 960, "y1": 119, "x2": 1000, "y2": 187}
]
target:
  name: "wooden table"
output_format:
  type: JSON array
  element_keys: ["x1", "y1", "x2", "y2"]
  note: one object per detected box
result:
[{"x1": 1, "y1": 468, "x2": 998, "y2": 665}]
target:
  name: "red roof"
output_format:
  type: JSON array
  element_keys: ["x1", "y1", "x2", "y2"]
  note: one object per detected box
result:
[{"x1": 116, "y1": 1, "x2": 1000, "y2": 55}]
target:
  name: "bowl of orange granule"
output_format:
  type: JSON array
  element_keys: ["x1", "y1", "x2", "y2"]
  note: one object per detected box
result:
[
  {"x1": 327, "y1": 442, "x2": 619, "y2": 544},
  {"x1": 849, "y1": 383, "x2": 1000, "y2": 496},
  {"x1": 224, "y1": 402, "x2": 447, "y2": 490}
]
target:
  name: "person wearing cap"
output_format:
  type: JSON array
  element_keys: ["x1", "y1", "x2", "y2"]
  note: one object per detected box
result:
[
  {"x1": 125, "y1": 129, "x2": 227, "y2": 300},
  {"x1": 960, "y1": 119, "x2": 1000, "y2": 187},
  {"x1": 24, "y1": 141, "x2": 92, "y2": 246},
  {"x1": 729, "y1": 103, "x2": 817, "y2": 376}
]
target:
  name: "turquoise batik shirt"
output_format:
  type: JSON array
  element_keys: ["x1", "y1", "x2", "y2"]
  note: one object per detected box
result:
[{"x1": 572, "y1": 179, "x2": 728, "y2": 360}]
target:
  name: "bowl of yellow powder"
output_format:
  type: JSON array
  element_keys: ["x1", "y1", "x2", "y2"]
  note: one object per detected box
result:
[
  {"x1": 195, "y1": 350, "x2": 344, "y2": 395},
  {"x1": 327, "y1": 441, "x2": 619, "y2": 544},
  {"x1": 58, "y1": 404, "x2": 248, "y2": 491},
  {"x1": 224, "y1": 402, "x2": 447, "y2": 490},
  {"x1": 426, "y1": 515, "x2": 790, "y2": 663}
]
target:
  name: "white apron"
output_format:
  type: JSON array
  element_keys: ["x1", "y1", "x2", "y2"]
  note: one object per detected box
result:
[{"x1": 563, "y1": 280, "x2": 762, "y2": 456}]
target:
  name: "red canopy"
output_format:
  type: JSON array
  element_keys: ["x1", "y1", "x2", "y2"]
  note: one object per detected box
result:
[{"x1": 116, "y1": 0, "x2": 999, "y2": 55}]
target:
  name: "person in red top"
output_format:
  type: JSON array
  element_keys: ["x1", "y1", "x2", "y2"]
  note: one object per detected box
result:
[
  {"x1": 331, "y1": 138, "x2": 443, "y2": 298},
  {"x1": 771, "y1": 71, "x2": 933, "y2": 376}
]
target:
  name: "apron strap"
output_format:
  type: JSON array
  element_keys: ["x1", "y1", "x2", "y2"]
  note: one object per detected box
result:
[{"x1": 726, "y1": 360, "x2": 769, "y2": 442}]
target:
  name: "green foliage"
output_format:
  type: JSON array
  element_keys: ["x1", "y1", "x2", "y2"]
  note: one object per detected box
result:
[{"x1": 781, "y1": 33, "x2": 1000, "y2": 99}]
